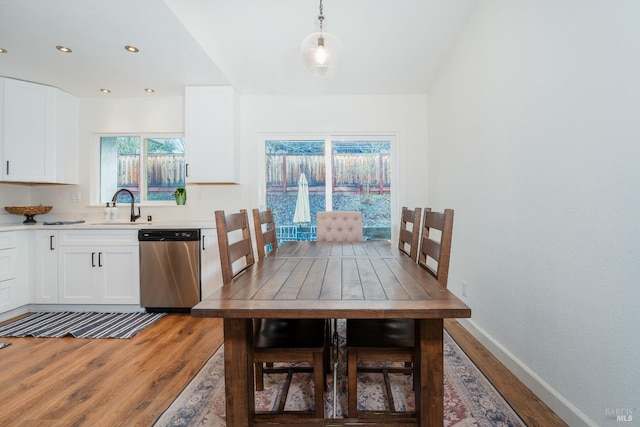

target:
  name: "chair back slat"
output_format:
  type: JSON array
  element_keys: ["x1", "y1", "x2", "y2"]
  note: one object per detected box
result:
[
  {"x1": 397, "y1": 207, "x2": 422, "y2": 261},
  {"x1": 417, "y1": 208, "x2": 454, "y2": 287},
  {"x1": 215, "y1": 209, "x2": 255, "y2": 284},
  {"x1": 252, "y1": 208, "x2": 278, "y2": 260}
]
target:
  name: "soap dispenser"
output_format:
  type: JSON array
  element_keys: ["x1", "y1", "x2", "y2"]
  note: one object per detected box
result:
[
  {"x1": 111, "y1": 202, "x2": 119, "y2": 221},
  {"x1": 104, "y1": 203, "x2": 111, "y2": 221}
]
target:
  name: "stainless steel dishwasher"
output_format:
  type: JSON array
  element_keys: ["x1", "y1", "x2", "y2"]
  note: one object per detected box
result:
[{"x1": 138, "y1": 229, "x2": 201, "y2": 312}]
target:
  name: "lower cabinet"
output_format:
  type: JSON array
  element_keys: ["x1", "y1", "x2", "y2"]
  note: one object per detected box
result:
[
  {"x1": 0, "y1": 231, "x2": 28, "y2": 313},
  {"x1": 31, "y1": 230, "x2": 59, "y2": 304},
  {"x1": 200, "y1": 228, "x2": 222, "y2": 299},
  {"x1": 58, "y1": 245, "x2": 139, "y2": 304},
  {"x1": 31, "y1": 229, "x2": 140, "y2": 306}
]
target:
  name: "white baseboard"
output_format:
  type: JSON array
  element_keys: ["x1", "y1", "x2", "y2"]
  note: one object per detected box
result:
[
  {"x1": 0, "y1": 306, "x2": 30, "y2": 323},
  {"x1": 1, "y1": 304, "x2": 144, "y2": 323},
  {"x1": 457, "y1": 318, "x2": 596, "y2": 427},
  {"x1": 28, "y1": 304, "x2": 145, "y2": 313}
]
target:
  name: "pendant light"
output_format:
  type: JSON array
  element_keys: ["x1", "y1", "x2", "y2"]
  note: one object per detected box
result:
[{"x1": 300, "y1": 0, "x2": 342, "y2": 78}]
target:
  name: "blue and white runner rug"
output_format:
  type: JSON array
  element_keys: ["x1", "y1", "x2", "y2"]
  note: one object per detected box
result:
[{"x1": 0, "y1": 312, "x2": 166, "y2": 339}]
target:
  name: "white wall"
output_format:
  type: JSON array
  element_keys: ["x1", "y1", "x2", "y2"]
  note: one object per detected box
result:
[
  {"x1": 0, "y1": 183, "x2": 34, "y2": 223},
  {"x1": 428, "y1": 1, "x2": 640, "y2": 425},
  {"x1": 238, "y1": 94, "x2": 429, "y2": 231},
  {"x1": 21, "y1": 93, "x2": 428, "y2": 226}
]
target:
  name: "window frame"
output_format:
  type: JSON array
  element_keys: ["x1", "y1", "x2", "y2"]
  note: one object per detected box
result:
[
  {"x1": 93, "y1": 133, "x2": 185, "y2": 206},
  {"x1": 258, "y1": 133, "x2": 398, "y2": 238}
]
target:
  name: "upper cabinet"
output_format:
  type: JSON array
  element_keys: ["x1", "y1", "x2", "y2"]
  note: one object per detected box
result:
[
  {"x1": 184, "y1": 86, "x2": 238, "y2": 184},
  {"x1": 0, "y1": 77, "x2": 79, "y2": 184}
]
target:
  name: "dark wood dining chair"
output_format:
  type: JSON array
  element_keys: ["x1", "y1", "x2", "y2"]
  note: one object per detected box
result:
[
  {"x1": 252, "y1": 208, "x2": 278, "y2": 260},
  {"x1": 215, "y1": 209, "x2": 255, "y2": 283},
  {"x1": 398, "y1": 206, "x2": 422, "y2": 261},
  {"x1": 217, "y1": 209, "x2": 327, "y2": 417},
  {"x1": 345, "y1": 207, "x2": 454, "y2": 418}
]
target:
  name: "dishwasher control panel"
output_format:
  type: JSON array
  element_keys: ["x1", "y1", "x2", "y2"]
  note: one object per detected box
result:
[{"x1": 138, "y1": 229, "x2": 201, "y2": 241}]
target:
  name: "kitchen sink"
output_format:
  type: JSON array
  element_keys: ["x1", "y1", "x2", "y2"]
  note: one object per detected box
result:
[{"x1": 89, "y1": 222, "x2": 144, "y2": 226}]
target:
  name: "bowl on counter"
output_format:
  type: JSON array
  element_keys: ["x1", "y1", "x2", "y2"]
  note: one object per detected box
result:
[{"x1": 4, "y1": 205, "x2": 53, "y2": 224}]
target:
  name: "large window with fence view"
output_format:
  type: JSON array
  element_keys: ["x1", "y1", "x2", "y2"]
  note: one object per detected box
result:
[
  {"x1": 100, "y1": 136, "x2": 185, "y2": 204},
  {"x1": 264, "y1": 137, "x2": 392, "y2": 241}
]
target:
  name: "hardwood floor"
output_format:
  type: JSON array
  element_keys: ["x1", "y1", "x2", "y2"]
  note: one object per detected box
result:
[
  {"x1": 0, "y1": 314, "x2": 565, "y2": 426},
  {"x1": 445, "y1": 319, "x2": 567, "y2": 427},
  {"x1": 0, "y1": 313, "x2": 223, "y2": 427}
]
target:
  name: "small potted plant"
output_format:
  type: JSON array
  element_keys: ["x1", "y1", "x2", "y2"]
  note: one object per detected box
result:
[{"x1": 173, "y1": 186, "x2": 187, "y2": 205}]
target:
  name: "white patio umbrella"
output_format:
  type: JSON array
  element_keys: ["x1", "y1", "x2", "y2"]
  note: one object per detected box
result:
[{"x1": 293, "y1": 173, "x2": 311, "y2": 224}]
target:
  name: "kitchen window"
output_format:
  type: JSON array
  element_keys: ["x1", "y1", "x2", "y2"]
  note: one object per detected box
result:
[{"x1": 99, "y1": 136, "x2": 185, "y2": 203}]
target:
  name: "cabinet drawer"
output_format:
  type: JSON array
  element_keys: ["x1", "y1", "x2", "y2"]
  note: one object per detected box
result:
[
  {"x1": 58, "y1": 230, "x2": 138, "y2": 246},
  {"x1": 0, "y1": 248, "x2": 16, "y2": 282},
  {"x1": 0, "y1": 232, "x2": 16, "y2": 250}
]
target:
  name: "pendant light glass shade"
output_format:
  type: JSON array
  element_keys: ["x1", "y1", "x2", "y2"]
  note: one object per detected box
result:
[
  {"x1": 300, "y1": 0, "x2": 341, "y2": 78},
  {"x1": 301, "y1": 31, "x2": 341, "y2": 78}
]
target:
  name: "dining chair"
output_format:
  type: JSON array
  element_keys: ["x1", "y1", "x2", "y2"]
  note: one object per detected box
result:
[
  {"x1": 316, "y1": 211, "x2": 363, "y2": 242},
  {"x1": 252, "y1": 208, "x2": 278, "y2": 260},
  {"x1": 217, "y1": 209, "x2": 327, "y2": 417},
  {"x1": 345, "y1": 207, "x2": 454, "y2": 418},
  {"x1": 215, "y1": 209, "x2": 255, "y2": 283},
  {"x1": 398, "y1": 206, "x2": 422, "y2": 261},
  {"x1": 316, "y1": 210, "x2": 363, "y2": 416}
]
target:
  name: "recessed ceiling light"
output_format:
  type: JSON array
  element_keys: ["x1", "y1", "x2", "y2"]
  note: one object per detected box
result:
[
  {"x1": 99, "y1": 88, "x2": 111, "y2": 94},
  {"x1": 0, "y1": 48, "x2": 7, "y2": 54},
  {"x1": 56, "y1": 45, "x2": 72, "y2": 53},
  {"x1": 124, "y1": 45, "x2": 139, "y2": 53},
  {"x1": 144, "y1": 88, "x2": 155, "y2": 93}
]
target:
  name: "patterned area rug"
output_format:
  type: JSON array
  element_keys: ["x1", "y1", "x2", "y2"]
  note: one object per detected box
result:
[
  {"x1": 155, "y1": 323, "x2": 525, "y2": 426},
  {"x1": 0, "y1": 312, "x2": 166, "y2": 339}
]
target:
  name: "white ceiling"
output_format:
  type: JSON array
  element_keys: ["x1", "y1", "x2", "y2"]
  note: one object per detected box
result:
[{"x1": 0, "y1": 0, "x2": 477, "y2": 97}]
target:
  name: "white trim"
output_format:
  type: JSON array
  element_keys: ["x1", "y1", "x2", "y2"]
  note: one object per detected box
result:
[
  {"x1": 28, "y1": 304, "x2": 145, "y2": 313},
  {"x1": 458, "y1": 318, "x2": 597, "y2": 427},
  {"x1": 0, "y1": 304, "x2": 145, "y2": 323}
]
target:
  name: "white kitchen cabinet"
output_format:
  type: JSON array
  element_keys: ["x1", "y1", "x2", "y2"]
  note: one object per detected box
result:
[
  {"x1": 0, "y1": 231, "x2": 28, "y2": 314},
  {"x1": 184, "y1": 86, "x2": 238, "y2": 183},
  {"x1": 200, "y1": 228, "x2": 222, "y2": 298},
  {"x1": 57, "y1": 230, "x2": 139, "y2": 305},
  {"x1": 31, "y1": 230, "x2": 59, "y2": 304},
  {"x1": 0, "y1": 77, "x2": 78, "y2": 184}
]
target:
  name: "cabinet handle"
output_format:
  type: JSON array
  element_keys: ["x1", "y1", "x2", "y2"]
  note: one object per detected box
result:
[
  {"x1": 50, "y1": 235, "x2": 55, "y2": 250},
  {"x1": 98, "y1": 252, "x2": 103, "y2": 267},
  {"x1": 5, "y1": 161, "x2": 9, "y2": 175},
  {"x1": 202, "y1": 235, "x2": 206, "y2": 251},
  {"x1": 92, "y1": 252, "x2": 96, "y2": 267},
  {"x1": 186, "y1": 163, "x2": 190, "y2": 178}
]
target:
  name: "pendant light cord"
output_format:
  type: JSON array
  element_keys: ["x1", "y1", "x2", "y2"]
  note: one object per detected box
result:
[{"x1": 318, "y1": 0, "x2": 325, "y2": 33}]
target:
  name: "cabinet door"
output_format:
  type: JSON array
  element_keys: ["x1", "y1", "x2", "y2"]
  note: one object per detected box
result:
[
  {"x1": 185, "y1": 86, "x2": 237, "y2": 183},
  {"x1": 12, "y1": 231, "x2": 29, "y2": 308},
  {"x1": 98, "y1": 246, "x2": 140, "y2": 305},
  {"x1": 58, "y1": 246, "x2": 98, "y2": 304},
  {"x1": 0, "y1": 247, "x2": 17, "y2": 313},
  {"x1": 200, "y1": 228, "x2": 222, "y2": 298},
  {"x1": 31, "y1": 230, "x2": 59, "y2": 304},
  {"x1": 1, "y1": 78, "x2": 56, "y2": 182},
  {"x1": 53, "y1": 89, "x2": 79, "y2": 184},
  {"x1": 0, "y1": 231, "x2": 27, "y2": 314}
]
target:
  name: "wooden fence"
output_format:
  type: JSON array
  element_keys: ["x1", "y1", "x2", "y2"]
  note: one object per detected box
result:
[
  {"x1": 117, "y1": 154, "x2": 185, "y2": 190},
  {"x1": 266, "y1": 153, "x2": 390, "y2": 194}
]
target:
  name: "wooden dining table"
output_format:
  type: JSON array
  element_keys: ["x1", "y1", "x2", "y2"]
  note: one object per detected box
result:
[{"x1": 192, "y1": 240, "x2": 471, "y2": 426}]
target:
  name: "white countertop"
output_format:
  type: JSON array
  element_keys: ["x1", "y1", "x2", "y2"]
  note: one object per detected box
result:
[{"x1": 0, "y1": 220, "x2": 217, "y2": 232}]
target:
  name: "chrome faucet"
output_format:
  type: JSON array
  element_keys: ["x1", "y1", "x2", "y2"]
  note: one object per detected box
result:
[{"x1": 111, "y1": 189, "x2": 141, "y2": 222}]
